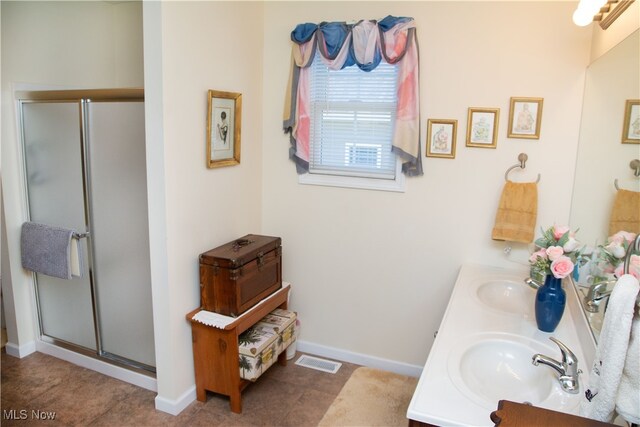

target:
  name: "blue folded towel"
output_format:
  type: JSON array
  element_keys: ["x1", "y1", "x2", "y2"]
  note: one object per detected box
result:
[{"x1": 21, "y1": 222, "x2": 83, "y2": 280}]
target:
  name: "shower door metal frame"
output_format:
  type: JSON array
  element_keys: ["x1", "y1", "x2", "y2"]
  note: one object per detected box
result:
[{"x1": 17, "y1": 89, "x2": 155, "y2": 375}]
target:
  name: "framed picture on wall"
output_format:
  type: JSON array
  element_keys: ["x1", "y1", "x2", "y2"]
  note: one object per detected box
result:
[
  {"x1": 466, "y1": 108, "x2": 499, "y2": 148},
  {"x1": 507, "y1": 97, "x2": 543, "y2": 139},
  {"x1": 426, "y1": 119, "x2": 457, "y2": 158},
  {"x1": 207, "y1": 89, "x2": 242, "y2": 168},
  {"x1": 622, "y1": 99, "x2": 640, "y2": 144}
]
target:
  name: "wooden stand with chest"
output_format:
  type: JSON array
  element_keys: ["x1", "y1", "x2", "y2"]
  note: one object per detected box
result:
[
  {"x1": 187, "y1": 284, "x2": 290, "y2": 413},
  {"x1": 188, "y1": 234, "x2": 286, "y2": 413}
]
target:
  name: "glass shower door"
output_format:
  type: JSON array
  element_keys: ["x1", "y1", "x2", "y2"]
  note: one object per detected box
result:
[
  {"x1": 21, "y1": 101, "x2": 97, "y2": 350},
  {"x1": 85, "y1": 101, "x2": 155, "y2": 368}
]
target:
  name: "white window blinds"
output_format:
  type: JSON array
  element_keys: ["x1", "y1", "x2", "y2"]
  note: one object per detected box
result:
[{"x1": 309, "y1": 52, "x2": 398, "y2": 180}]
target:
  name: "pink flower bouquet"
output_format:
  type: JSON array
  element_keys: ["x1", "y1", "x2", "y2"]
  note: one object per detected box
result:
[
  {"x1": 597, "y1": 231, "x2": 639, "y2": 280},
  {"x1": 529, "y1": 225, "x2": 582, "y2": 279}
]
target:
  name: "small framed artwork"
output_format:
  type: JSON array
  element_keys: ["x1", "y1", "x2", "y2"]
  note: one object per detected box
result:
[
  {"x1": 207, "y1": 89, "x2": 242, "y2": 168},
  {"x1": 622, "y1": 99, "x2": 640, "y2": 144},
  {"x1": 507, "y1": 97, "x2": 543, "y2": 139},
  {"x1": 426, "y1": 119, "x2": 457, "y2": 159},
  {"x1": 466, "y1": 108, "x2": 499, "y2": 148}
]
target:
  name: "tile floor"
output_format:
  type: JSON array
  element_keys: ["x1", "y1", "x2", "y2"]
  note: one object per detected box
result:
[{"x1": 1, "y1": 350, "x2": 359, "y2": 426}]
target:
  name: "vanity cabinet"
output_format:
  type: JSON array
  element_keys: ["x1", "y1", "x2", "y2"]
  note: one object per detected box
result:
[
  {"x1": 186, "y1": 285, "x2": 290, "y2": 413},
  {"x1": 491, "y1": 400, "x2": 615, "y2": 427},
  {"x1": 408, "y1": 400, "x2": 615, "y2": 427}
]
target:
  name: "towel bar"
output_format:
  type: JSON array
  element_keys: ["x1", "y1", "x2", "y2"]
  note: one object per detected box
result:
[
  {"x1": 73, "y1": 231, "x2": 90, "y2": 239},
  {"x1": 613, "y1": 159, "x2": 640, "y2": 190},
  {"x1": 504, "y1": 153, "x2": 541, "y2": 183}
]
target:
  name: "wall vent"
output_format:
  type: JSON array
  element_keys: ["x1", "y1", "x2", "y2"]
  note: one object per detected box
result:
[{"x1": 295, "y1": 354, "x2": 342, "y2": 374}]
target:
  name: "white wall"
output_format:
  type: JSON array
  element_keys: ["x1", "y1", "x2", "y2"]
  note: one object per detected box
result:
[
  {"x1": 262, "y1": 1, "x2": 592, "y2": 367},
  {"x1": 1, "y1": 1, "x2": 144, "y2": 355},
  {"x1": 143, "y1": 1, "x2": 265, "y2": 406}
]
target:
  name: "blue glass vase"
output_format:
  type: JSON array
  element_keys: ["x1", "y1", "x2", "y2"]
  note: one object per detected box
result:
[{"x1": 535, "y1": 274, "x2": 566, "y2": 332}]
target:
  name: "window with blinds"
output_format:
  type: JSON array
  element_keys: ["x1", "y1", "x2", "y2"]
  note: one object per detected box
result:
[{"x1": 308, "y1": 52, "x2": 398, "y2": 180}]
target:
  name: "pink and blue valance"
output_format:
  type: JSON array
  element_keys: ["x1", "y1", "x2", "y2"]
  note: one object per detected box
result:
[{"x1": 283, "y1": 15, "x2": 423, "y2": 177}]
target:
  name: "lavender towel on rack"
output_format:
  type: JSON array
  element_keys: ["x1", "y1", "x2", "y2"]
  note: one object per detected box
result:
[{"x1": 21, "y1": 222, "x2": 83, "y2": 280}]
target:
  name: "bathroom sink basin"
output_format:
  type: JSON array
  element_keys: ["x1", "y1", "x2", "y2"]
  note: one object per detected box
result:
[
  {"x1": 449, "y1": 334, "x2": 557, "y2": 409},
  {"x1": 408, "y1": 265, "x2": 588, "y2": 425},
  {"x1": 474, "y1": 280, "x2": 533, "y2": 315}
]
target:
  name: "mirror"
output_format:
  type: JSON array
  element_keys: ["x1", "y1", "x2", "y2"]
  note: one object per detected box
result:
[{"x1": 569, "y1": 29, "x2": 640, "y2": 342}]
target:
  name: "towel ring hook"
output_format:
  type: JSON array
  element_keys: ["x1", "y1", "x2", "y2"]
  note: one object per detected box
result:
[
  {"x1": 504, "y1": 153, "x2": 541, "y2": 183},
  {"x1": 614, "y1": 159, "x2": 640, "y2": 190}
]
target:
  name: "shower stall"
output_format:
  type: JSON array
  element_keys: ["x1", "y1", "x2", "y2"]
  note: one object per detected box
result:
[{"x1": 18, "y1": 89, "x2": 155, "y2": 373}]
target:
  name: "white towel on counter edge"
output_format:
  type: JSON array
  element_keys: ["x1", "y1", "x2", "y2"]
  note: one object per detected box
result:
[
  {"x1": 616, "y1": 306, "x2": 640, "y2": 424},
  {"x1": 579, "y1": 274, "x2": 640, "y2": 423}
]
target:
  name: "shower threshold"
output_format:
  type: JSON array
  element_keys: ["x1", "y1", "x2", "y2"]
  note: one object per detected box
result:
[{"x1": 37, "y1": 335, "x2": 156, "y2": 383}]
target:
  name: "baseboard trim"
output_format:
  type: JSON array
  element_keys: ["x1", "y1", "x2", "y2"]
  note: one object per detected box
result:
[
  {"x1": 296, "y1": 340, "x2": 423, "y2": 378},
  {"x1": 155, "y1": 386, "x2": 196, "y2": 416},
  {"x1": 4, "y1": 340, "x2": 36, "y2": 358},
  {"x1": 35, "y1": 340, "x2": 157, "y2": 392}
]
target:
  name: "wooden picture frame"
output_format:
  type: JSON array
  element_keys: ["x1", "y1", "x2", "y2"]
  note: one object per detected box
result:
[
  {"x1": 466, "y1": 108, "x2": 499, "y2": 148},
  {"x1": 426, "y1": 119, "x2": 457, "y2": 159},
  {"x1": 622, "y1": 99, "x2": 640, "y2": 144},
  {"x1": 507, "y1": 97, "x2": 543, "y2": 139},
  {"x1": 207, "y1": 89, "x2": 242, "y2": 168}
]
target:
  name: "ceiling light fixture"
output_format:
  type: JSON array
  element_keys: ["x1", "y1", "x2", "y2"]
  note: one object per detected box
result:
[
  {"x1": 594, "y1": 0, "x2": 637, "y2": 29},
  {"x1": 573, "y1": 0, "x2": 608, "y2": 26}
]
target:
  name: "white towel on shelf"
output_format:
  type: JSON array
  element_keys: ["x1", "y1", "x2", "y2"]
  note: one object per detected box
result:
[
  {"x1": 192, "y1": 310, "x2": 235, "y2": 329},
  {"x1": 580, "y1": 274, "x2": 640, "y2": 423}
]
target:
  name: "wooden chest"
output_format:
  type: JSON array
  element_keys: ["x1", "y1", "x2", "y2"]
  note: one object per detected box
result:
[{"x1": 199, "y1": 234, "x2": 282, "y2": 316}]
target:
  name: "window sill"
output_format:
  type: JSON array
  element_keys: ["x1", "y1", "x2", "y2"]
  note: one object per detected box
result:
[{"x1": 298, "y1": 170, "x2": 405, "y2": 192}]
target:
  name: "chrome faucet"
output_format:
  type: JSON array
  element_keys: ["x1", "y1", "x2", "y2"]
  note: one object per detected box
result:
[
  {"x1": 583, "y1": 279, "x2": 616, "y2": 313},
  {"x1": 532, "y1": 337, "x2": 580, "y2": 394},
  {"x1": 524, "y1": 277, "x2": 541, "y2": 290},
  {"x1": 623, "y1": 235, "x2": 640, "y2": 275}
]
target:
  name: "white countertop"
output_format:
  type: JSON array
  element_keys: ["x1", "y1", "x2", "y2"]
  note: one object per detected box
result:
[{"x1": 407, "y1": 263, "x2": 594, "y2": 426}]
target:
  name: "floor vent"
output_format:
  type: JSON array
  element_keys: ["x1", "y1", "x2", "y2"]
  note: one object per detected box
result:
[{"x1": 295, "y1": 355, "x2": 342, "y2": 374}]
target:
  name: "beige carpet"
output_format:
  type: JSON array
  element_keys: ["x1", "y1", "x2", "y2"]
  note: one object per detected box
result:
[{"x1": 318, "y1": 367, "x2": 418, "y2": 427}]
